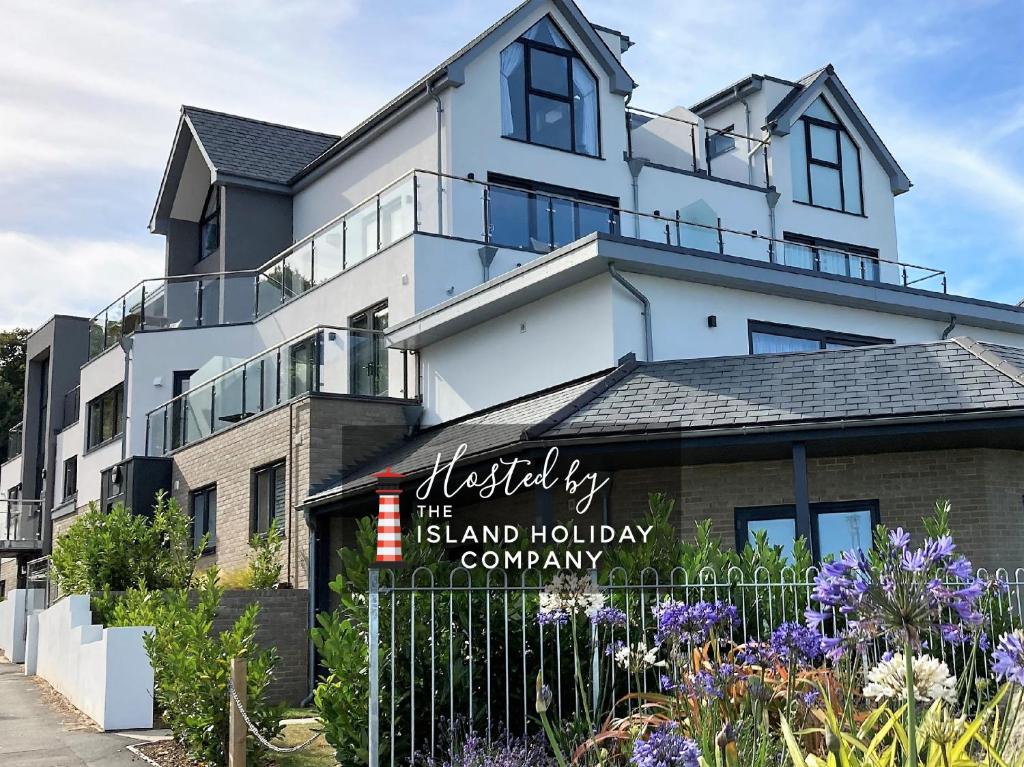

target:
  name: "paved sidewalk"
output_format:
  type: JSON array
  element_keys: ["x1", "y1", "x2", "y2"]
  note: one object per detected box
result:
[{"x1": 0, "y1": 661, "x2": 145, "y2": 766}]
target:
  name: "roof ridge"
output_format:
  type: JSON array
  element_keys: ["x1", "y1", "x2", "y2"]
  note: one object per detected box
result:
[
  {"x1": 182, "y1": 105, "x2": 340, "y2": 140},
  {"x1": 523, "y1": 353, "x2": 641, "y2": 440},
  {"x1": 949, "y1": 336, "x2": 1024, "y2": 386}
]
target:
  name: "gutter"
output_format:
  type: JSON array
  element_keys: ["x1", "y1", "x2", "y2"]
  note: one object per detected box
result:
[{"x1": 608, "y1": 263, "x2": 653, "y2": 361}]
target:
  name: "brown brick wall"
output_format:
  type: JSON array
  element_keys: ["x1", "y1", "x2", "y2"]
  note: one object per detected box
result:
[
  {"x1": 170, "y1": 395, "x2": 414, "y2": 589},
  {"x1": 0, "y1": 558, "x2": 17, "y2": 595},
  {"x1": 605, "y1": 448, "x2": 1024, "y2": 571}
]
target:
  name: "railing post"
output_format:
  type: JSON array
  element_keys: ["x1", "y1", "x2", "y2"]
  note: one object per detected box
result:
[
  {"x1": 376, "y1": 195, "x2": 382, "y2": 251},
  {"x1": 229, "y1": 656, "x2": 247, "y2": 767},
  {"x1": 196, "y1": 279, "x2": 204, "y2": 327},
  {"x1": 589, "y1": 569, "x2": 600, "y2": 718},
  {"x1": 252, "y1": 273, "x2": 260, "y2": 320},
  {"x1": 690, "y1": 125, "x2": 698, "y2": 172},
  {"x1": 902, "y1": 267, "x2": 908, "y2": 286},
  {"x1": 705, "y1": 132, "x2": 712, "y2": 177},
  {"x1": 412, "y1": 172, "x2": 420, "y2": 233},
  {"x1": 140, "y1": 284, "x2": 147, "y2": 331},
  {"x1": 483, "y1": 185, "x2": 491, "y2": 244},
  {"x1": 717, "y1": 217, "x2": 724, "y2": 255},
  {"x1": 368, "y1": 568, "x2": 381, "y2": 767}
]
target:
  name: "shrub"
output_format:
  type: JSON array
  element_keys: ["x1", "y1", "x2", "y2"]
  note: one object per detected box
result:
[
  {"x1": 51, "y1": 492, "x2": 203, "y2": 597},
  {"x1": 113, "y1": 569, "x2": 283, "y2": 766},
  {"x1": 247, "y1": 526, "x2": 284, "y2": 589}
]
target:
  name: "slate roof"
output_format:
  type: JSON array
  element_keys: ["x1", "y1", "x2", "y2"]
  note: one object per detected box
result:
[
  {"x1": 183, "y1": 106, "x2": 339, "y2": 185},
  {"x1": 306, "y1": 338, "x2": 1024, "y2": 505}
]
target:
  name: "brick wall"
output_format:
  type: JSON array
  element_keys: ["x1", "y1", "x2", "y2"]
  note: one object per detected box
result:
[
  {"x1": 170, "y1": 395, "x2": 414, "y2": 589},
  {"x1": 210, "y1": 589, "x2": 310, "y2": 706},
  {"x1": 0, "y1": 558, "x2": 17, "y2": 595},
  {"x1": 606, "y1": 448, "x2": 1024, "y2": 571}
]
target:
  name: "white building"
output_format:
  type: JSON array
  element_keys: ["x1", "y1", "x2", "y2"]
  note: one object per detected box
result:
[{"x1": 3, "y1": 0, "x2": 1023, "y2": 607}]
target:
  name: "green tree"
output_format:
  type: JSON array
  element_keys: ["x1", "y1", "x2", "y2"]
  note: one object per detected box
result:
[{"x1": 0, "y1": 328, "x2": 30, "y2": 462}]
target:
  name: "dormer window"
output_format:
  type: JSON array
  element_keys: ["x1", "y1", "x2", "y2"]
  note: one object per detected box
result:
[
  {"x1": 500, "y1": 16, "x2": 599, "y2": 157},
  {"x1": 199, "y1": 185, "x2": 220, "y2": 261},
  {"x1": 791, "y1": 96, "x2": 863, "y2": 215}
]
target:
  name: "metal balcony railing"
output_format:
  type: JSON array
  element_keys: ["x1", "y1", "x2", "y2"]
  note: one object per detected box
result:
[
  {"x1": 144, "y1": 324, "x2": 414, "y2": 457},
  {"x1": 5, "y1": 423, "x2": 22, "y2": 462},
  {"x1": 61, "y1": 386, "x2": 80, "y2": 431},
  {"x1": 0, "y1": 498, "x2": 43, "y2": 550}
]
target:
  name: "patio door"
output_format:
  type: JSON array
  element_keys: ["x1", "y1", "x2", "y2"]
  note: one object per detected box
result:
[{"x1": 349, "y1": 302, "x2": 388, "y2": 396}]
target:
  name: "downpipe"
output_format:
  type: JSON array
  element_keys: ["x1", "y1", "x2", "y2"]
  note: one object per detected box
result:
[
  {"x1": 941, "y1": 314, "x2": 958, "y2": 340},
  {"x1": 427, "y1": 82, "x2": 444, "y2": 233},
  {"x1": 608, "y1": 263, "x2": 653, "y2": 362}
]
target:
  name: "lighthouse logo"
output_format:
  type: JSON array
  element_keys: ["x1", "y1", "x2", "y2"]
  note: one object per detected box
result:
[{"x1": 373, "y1": 467, "x2": 405, "y2": 566}]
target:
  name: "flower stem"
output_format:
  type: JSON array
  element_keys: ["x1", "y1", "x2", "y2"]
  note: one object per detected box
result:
[
  {"x1": 905, "y1": 645, "x2": 918, "y2": 767},
  {"x1": 539, "y1": 710, "x2": 567, "y2": 767}
]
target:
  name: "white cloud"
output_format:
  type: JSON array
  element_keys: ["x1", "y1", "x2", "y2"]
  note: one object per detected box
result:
[{"x1": 0, "y1": 233, "x2": 162, "y2": 329}]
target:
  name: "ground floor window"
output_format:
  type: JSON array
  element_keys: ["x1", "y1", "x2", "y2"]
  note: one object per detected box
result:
[
  {"x1": 190, "y1": 485, "x2": 217, "y2": 552},
  {"x1": 251, "y1": 461, "x2": 285, "y2": 535},
  {"x1": 735, "y1": 499, "x2": 878, "y2": 562},
  {"x1": 748, "y1": 320, "x2": 892, "y2": 354}
]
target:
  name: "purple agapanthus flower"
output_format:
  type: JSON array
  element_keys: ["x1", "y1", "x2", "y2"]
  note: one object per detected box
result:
[
  {"x1": 629, "y1": 723, "x2": 701, "y2": 767},
  {"x1": 993, "y1": 631, "x2": 1024, "y2": 686},
  {"x1": 770, "y1": 622, "x2": 823, "y2": 665},
  {"x1": 537, "y1": 610, "x2": 569, "y2": 627},
  {"x1": 653, "y1": 599, "x2": 738, "y2": 647},
  {"x1": 590, "y1": 606, "x2": 627, "y2": 627}
]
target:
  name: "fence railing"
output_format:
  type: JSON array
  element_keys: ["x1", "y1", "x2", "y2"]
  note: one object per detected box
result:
[
  {"x1": 25, "y1": 555, "x2": 55, "y2": 612},
  {"x1": 5, "y1": 422, "x2": 22, "y2": 461},
  {"x1": 144, "y1": 324, "x2": 413, "y2": 457},
  {"x1": 626, "y1": 106, "x2": 772, "y2": 188},
  {"x1": 88, "y1": 270, "x2": 259, "y2": 359},
  {"x1": 0, "y1": 498, "x2": 43, "y2": 548},
  {"x1": 365, "y1": 565, "x2": 1021, "y2": 766},
  {"x1": 61, "y1": 386, "x2": 80, "y2": 431}
]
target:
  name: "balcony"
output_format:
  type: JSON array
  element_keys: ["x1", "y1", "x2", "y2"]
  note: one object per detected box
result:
[
  {"x1": 0, "y1": 498, "x2": 42, "y2": 553},
  {"x1": 89, "y1": 169, "x2": 948, "y2": 363},
  {"x1": 5, "y1": 423, "x2": 22, "y2": 462},
  {"x1": 144, "y1": 324, "x2": 414, "y2": 456}
]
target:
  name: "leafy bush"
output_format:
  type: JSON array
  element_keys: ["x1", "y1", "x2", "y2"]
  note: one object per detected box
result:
[
  {"x1": 311, "y1": 606, "x2": 373, "y2": 765},
  {"x1": 112, "y1": 569, "x2": 283, "y2": 766},
  {"x1": 247, "y1": 526, "x2": 284, "y2": 589},
  {"x1": 51, "y1": 492, "x2": 203, "y2": 597}
]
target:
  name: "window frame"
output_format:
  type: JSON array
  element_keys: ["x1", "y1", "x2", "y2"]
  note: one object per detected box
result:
[
  {"x1": 707, "y1": 124, "x2": 737, "y2": 160},
  {"x1": 62, "y1": 456, "x2": 77, "y2": 501},
  {"x1": 198, "y1": 185, "x2": 220, "y2": 263},
  {"x1": 85, "y1": 384, "x2": 124, "y2": 451},
  {"x1": 797, "y1": 100, "x2": 865, "y2": 215},
  {"x1": 348, "y1": 301, "x2": 389, "y2": 397},
  {"x1": 747, "y1": 319, "x2": 893, "y2": 355},
  {"x1": 780, "y1": 232, "x2": 881, "y2": 281},
  {"x1": 735, "y1": 499, "x2": 880, "y2": 562},
  {"x1": 501, "y1": 15, "x2": 602, "y2": 158},
  {"x1": 250, "y1": 460, "x2": 286, "y2": 537},
  {"x1": 189, "y1": 484, "x2": 217, "y2": 553},
  {"x1": 486, "y1": 172, "x2": 620, "y2": 251}
]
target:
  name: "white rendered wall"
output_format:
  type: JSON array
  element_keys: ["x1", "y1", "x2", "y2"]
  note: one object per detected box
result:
[
  {"x1": 34, "y1": 595, "x2": 153, "y2": 730},
  {"x1": 0, "y1": 454, "x2": 23, "y2": 496},
  {"x1": 0, "y1": 588, "x2": 27, "y2": 663}
]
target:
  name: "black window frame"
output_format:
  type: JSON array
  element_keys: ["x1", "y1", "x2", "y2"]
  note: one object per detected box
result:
[
  {"x1": 251, "y1": 460, "x2": 286, "y2": 537},
  {"x1": 349, "y1": 301, "x2": 389, "y2": 397},
  {"x1": 780, "y1": 232, "x2": 882, "y2": 282},
  {"x1": 190, "y1": 484, "x2": 217, "y2": 553},
  {"x1": 486, "y1": 172, "x2": 620, "y2": 252},
  {"x1": 501, "y1": 15, "x2": 602, "y2": 158},
  {"x1": 707, "y1": 124, "x2": 736, "y2": 160},
  {"x1": 797, "y1": 99, "x2": 864, "y2": 215},
  {"x1": 62, "y1": 456, "x2": 77, "y2": 501},
  {"x1": 747, "y1": 319, "x2": 893, "y2": 355},
  {"x1": 735, "y1": 499, "x2": 880, "y2": 562},
  {"x1": 198, "y1": 185, "x2": 220, "y2": 263},
  {"x1": 85, "y1": 383, "x2": 124, "y2": 451}
]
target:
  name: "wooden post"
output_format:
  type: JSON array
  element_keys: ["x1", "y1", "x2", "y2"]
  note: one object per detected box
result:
[{"x1": 229, "y1": 656, "x2": 247, "y2": 767}]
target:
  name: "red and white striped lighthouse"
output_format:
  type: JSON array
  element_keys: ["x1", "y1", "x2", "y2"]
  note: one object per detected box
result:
[{"x1": 373, "y1": 467, "x2": 405, "y2": 565}]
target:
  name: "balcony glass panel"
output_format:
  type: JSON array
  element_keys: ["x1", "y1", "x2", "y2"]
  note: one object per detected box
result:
[
  {"x1": 147, "y1": 408, "x2": 167, "y2": 457},
  {"x1": 345, "y1": 198, "x2": 378, "y2": 269},
  {"x1": 577, "y1": 203, "x2": 616, "y2": 239},
  {"x1": 315, "y1": 224, "x2": 345, "y2": 283},
  {"x1": 849, "y1": 254, "x2": 880, "y2": 281},
  {"x1": 261, "y1": 351, "x2": 281, "y2": 410},
  {"x1": 489, "y1": 186, "x2": 532, "y2": 249},
  {"x1": 89, "y1": 316, "x2": 106, "y2": 357},
  {"x1": 818, "y1": 248, "x2": 847, "y2": 276},
  {"x1": 551, "y1": 197, "x2": 575, "y2": 249},
  {"x1": 143, "y1": 283, "x2": 168, "y2": 330},
  {"x1": 212, "y1": 368, "x2": 245, "y2": 432},
  {"x1": 123, "y1": 286, "x2": 145, "y2": 336},
  {"x1": 378, "y1": 176, "x2": 415, "y2": 249},
  {"x1": 104, "y1": 302, "x2": 123, "y2": 348},
  {"x1": 257, "y1": 268, "x2": 285, "y2": 315},
  {"x1": 200, "y1": 277, "x2": 224, "y2": 326},
  {"x1": 285, "y1": 243, "x2": 314, "y2": 299},
  {"x1": 781, "y1": 242, "x2": 815, "y2": 270},
  {"x1": 163, "y1": 279, "x2": 200, "y2": 329},
  {"x1": 184, "y1": 388, "x2": 212, "y2": 444},
  {"x1": 244, "y1": 358, "x2": 266, "y2": 414}
]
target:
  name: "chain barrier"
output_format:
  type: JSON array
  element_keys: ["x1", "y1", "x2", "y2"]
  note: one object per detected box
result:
[{"x1": 227, "y1": 680, "x2": 323, "y2": 754}]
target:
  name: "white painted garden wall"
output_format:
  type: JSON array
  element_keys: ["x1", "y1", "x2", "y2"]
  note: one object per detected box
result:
[
  {"x1": 33, "y1": 595, "x2": 153, "y2": 730},
  {"x1": 0, "y1": 588, "x2": 27, "y2": 663}
]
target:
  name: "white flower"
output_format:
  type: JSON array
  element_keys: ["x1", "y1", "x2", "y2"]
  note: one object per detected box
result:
[
  {"x1": 614, "y1": 641, "x2": 663, "y2": 673},
  {"x1": 539, "y1": 572, "x2": 604, "y2": 617},
  {"x1": 863, "y1": 654, "x2": 956, "y2": 703}
]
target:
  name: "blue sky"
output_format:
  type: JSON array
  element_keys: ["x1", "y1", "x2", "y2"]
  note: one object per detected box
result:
[{"x1": 1, "y1": 0, "x2": 1021, "y2": 328}]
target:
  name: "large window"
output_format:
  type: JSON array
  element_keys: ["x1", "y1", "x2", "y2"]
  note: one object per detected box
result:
[
  {"x1": 62, "y1": 457, "x2": 77, "y2": 501},
  {"x1": 252, "y1": 462, "x2": 285, "y2": 536},
  {"x1": 736, "y1": 500, "x2": 879, "y2": 562},
  {"x1": 500, "y1": 16, "x2": 599, "y2": 157},
  {"x1": 748, "y1": 320, "x2": 892, "y2": 355},
  {"x1": 487, "y1": 174, "x2": 618, "y2": 251},
  {"x1": 781, "y1": 233, "x2": 881, "y2": 281},
  {"x1": 190, "y1": 485, "x2": 217, "y2": 552},
  {"x1": 349, "y1": 302, "x2": 389, "y2": 397},
  {"x1": 86, "y1": 384, "x2": 124, "y2": 450},
  {"x1": 790, "y1": 96, "x2": 863, "y2": 214},
  {"x1": 199, "y1": 185, "x2": 220, "y2": 262}
]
